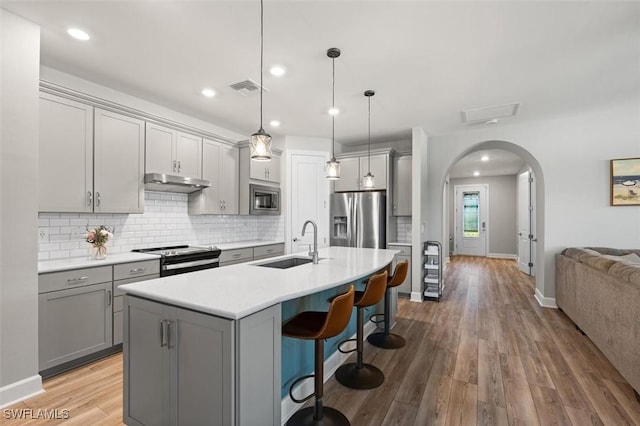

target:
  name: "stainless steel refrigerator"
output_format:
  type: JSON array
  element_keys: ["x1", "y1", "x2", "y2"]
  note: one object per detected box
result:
[{"x1": 330, "y1": 192, "x2": 386, "y2": 248}]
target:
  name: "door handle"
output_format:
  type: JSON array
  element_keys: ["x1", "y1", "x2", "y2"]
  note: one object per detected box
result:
[
  {"x1": 293, "y1": 237, "x2": 300, "y2": 242},
  {"x1": 160, "y1": 320, "x2": 169, "y2": 347},
  {"x1": 107, "y1": 290, "x2": 112, "y2": 306}
]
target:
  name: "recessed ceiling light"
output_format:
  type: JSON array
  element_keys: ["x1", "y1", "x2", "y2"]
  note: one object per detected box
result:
[
  {"x1": 473, "y1": 171, "x2": 480, "y2": 176},
  {"x1": 484, "y1": 118, "x2": 499, "y2": 125},
  {"x1": 67, "y1": 28, "x2": 90, "y2": 41},
  {"x1": 328, "y1": 107, "x2": 340, "y2": 116},
  {"x1": 270, "y1": 66, "x2": 286, "y2": 77},
  {"x1": 481, "y1": 155, "x2": 489, "y2": 162},
  {"x1": 201, "y1": 88, "x2": 216, "y2": 98},
  {"x1": 270, "y1": 120, "x2": 280, "y2": 127}
]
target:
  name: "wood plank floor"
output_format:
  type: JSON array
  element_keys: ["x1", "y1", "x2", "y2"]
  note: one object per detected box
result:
[{"x1": 5, "y1": 256, "x2": 640, "y2": 425}]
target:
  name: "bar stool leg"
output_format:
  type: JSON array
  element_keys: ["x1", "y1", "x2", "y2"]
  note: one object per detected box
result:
[
  {"x1": 286, "y1": 339, "x2": 350, "y2": 426},
  {"x1": 334, "y1": 307, "x2": 384, "y2": 389},
  {"x1": 366, "y1": 288, "x2": 406, "y2": 349}
]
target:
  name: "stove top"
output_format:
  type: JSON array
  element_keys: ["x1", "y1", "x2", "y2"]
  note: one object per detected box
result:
[{"x1": 133, "y1": 245, "x2": 219, "y2": 257}]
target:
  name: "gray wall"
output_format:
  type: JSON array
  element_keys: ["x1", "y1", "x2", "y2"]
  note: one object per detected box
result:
[
  {"x1": 0, "y1": 10, "x2": 42, "y2": 405},
  {"x1": 449, "y1": 175, "x2": 518, "y2": 256}
]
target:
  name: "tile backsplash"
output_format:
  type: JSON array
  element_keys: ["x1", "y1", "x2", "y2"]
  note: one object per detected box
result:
[
  {"x1": 395, "y1": 216, "x2": 412, "y2": 243},
  {"x1": 38, "y1": 191, "x2": 284, "y2": 261}
]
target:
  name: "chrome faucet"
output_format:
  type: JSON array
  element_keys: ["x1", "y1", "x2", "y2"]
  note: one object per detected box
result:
[{"x1": 301, "y1": 220, "x2": 319, "y2": 264}]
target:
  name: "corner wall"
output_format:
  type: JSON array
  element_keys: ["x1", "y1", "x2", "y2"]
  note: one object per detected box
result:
[{"x1": 0, "y1": 10, "x2": 43, "y2": 406}]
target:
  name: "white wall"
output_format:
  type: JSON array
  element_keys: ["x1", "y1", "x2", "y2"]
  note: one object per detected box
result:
[
  {"x1": 425, "y1": 95, "x2": 640, "y2": 302},
  {"x1": 411, "y1": 128, "x2": 428, "y2": 302},
  {"x1": 0, "y1": 10, "x2": 43, "y2": 407},
  {"x1": 450, "y1": 175, "x2": 518, "y2": 256}
]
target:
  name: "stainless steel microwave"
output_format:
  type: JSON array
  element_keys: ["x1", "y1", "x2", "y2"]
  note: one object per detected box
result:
[{"x1": 249, "y1": 184, "x2": 280, "y2": 215}]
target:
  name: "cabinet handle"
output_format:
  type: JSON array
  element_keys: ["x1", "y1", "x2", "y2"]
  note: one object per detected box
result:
[
  {"x1": 130, "y1": 267, "x2": 146, "y2": 274},
  {"x1": 96, "y1": 192, "x2": 101, "y2": 207},
  {"x1": 67, "y1": 276, "x2": 89, "y2": 285},
  {"x1": 107, "y1": 290, "x2": 112, "y2": 306},
  {"x1": 219, "y1": 200, "x2": 223, "y2": 211},
  {"x1": 177, "y1": 161, "x2": 181, "y2": 173},
  {"x1": 222, "y1": 200, "x2": 226, "y2": 210},
  {"x1": 232, "y1": 253, "x2": 242, "y2": 258},
  {"x1": 173, "y1": 160, "x2": 177, "y2": 173},
  {"x1": 160, "y1": 320, "x2": 169, "y2": 347},
  {"x1": 87, "y1": 191, "x2": 93, "y2": 207}
]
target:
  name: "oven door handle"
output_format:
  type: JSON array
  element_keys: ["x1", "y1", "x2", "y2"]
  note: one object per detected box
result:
[{"x1": 163, "y1": 258, "x2": 220, "y2": 270}]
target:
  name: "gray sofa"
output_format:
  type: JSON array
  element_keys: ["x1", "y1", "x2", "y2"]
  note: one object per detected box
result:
[{"x1": 556, "y1": 247, "x2": 640, "y2": 397}]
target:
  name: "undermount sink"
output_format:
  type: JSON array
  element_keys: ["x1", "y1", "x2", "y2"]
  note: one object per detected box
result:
[{"x1": 255, "y1": 256, "x2": 317, "y2": 269}]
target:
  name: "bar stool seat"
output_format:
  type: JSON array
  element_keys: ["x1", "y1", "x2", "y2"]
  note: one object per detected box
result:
[
  {"x1": 334, "y1": 271, "x2": 388, "y2": 390},
  {"x1": 367, "y1": 260, "x2": 409, "y2": 349},
  {"x1": 283, "y1": 286, "x2": 355, "y2": 426}
]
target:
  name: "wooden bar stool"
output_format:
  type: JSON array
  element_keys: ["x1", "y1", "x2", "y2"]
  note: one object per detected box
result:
[
  {"x1": 334, "y1": 270, "x2": 388, "y2": 390},
  {"x1": 283, "y1": 286, "x2": 355, "y2": 426},
  {"x1": 367, "y1": 260, "x2": 409, "y2": 349}
]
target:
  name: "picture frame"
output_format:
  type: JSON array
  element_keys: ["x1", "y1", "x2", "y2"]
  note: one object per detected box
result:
[{"x1": 611, "y1": 157, "x2": 640, "y2": 206}]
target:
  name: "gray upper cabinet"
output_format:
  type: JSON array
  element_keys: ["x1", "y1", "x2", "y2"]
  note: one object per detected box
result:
[
  {"x1": 39, "y1": 93, "x2": 94, "y2": 212},
  {"x1": 188, "y1": 139, "x2": 239, "y2": 215},
  {"x1": 392, "y1": 155, "x2": 412, "y2": 216},
  {"x1": 38, "y1": 92, "x2": 144, "y2": 213},
  {"x1": 94, "y1": 108, "x2": 145, "y2": 213},
  {"x1": 334, "y1": 153, "x2": 388, "y2": 192},
  {"x1": 145, "y1": 122, "x2": 202, "y2": 179}
]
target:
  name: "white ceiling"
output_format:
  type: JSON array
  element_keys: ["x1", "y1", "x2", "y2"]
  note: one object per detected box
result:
[
  {"x1": 448, "y1": 149, "x2": 525, "y2": 179},
  {"x1": 3, "y1": 1, "x2": 639, "y2": 146}
]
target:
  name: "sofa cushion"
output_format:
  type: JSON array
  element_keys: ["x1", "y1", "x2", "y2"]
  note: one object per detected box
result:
[
  {"x1": 609, "y1": 261, "x2": 640, "y2": 284},
  {"x1": 606, "y1": 253, "x2": 640, "y2": 264},
  {"x1": 563, "y1": 247, "x2": 600, "y2": 262},
  {"x1": 582, "y1": 255, "x2": 617, "y2": 272}
]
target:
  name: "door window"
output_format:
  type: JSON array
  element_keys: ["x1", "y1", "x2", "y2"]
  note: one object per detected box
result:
[{"x1": 462, "y1": 192, "x2": 480, "y2": 238}]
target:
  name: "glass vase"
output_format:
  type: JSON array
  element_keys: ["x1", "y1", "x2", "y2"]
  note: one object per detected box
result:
[{"x1": 92, "y1": 245, "x2": 108, "y2": 260}]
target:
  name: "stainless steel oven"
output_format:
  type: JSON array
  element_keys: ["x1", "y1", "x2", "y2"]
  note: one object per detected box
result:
[
  {"x1": 250, "y1": 184, "x2": 280, "y2": 215},
  {"x1": 132, "y1": 245, "x2": 222, "y2": 276}
]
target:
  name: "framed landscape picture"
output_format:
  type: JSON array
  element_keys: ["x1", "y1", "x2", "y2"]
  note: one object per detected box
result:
[{"x1": 611, "y1": 157, "x2": 640, "y2": 206}]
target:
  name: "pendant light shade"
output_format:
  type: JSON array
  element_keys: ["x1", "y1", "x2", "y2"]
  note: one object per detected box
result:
[
  {"x1": 250, "y1": 0, "x2": 272, "y2": 161},
  {"x1": 326, "y1": 47, "x2": 341, "y2": 180},
  {"x1": 362, "y1": 89, "x2": 375, "y2": 189}
]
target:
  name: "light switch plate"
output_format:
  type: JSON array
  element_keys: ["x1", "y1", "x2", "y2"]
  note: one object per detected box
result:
[{"x1": 38, "y1": 228, "x2": 49, "y2": 242}]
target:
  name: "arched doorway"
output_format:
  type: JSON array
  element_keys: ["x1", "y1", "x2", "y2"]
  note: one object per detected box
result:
[{"x1": 442, "y1": 140, "x2": 547, "y2": 303}]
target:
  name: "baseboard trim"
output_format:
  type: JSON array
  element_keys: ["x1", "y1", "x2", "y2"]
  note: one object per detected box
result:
[
  {"x1": 487, "y1": 253, "x2": 518, "y2": 260},
  {"x1": 534, "y1": 288, "x2": 558, "y2": 309},
  {"x1": 0, "y1": 375, "x2": 43, "y2": 409},
  {"x1": 281, "y1": 321, "x2": 377, "y2": 424},
  {"x1": 410, "y1": 291, "x2": 423, "y2": 302}
]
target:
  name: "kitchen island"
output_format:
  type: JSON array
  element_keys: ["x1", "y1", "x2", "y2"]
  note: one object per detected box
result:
[{"x1": 120, "y1": 246, "x2": 398, "y2": 426}]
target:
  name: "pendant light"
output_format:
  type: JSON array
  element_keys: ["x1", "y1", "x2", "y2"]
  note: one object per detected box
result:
[
  {"x1": 362, "y1": 90, "x2": 375, "y2": 189},
  {"x1": 250, "y1": 0, "x2": 272, "y2": 161},
  {"x1": 326, "y1": 47, "x2": 341, "y2": 180}
]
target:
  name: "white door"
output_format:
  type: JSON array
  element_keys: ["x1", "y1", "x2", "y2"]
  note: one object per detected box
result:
[
  {"x1": 290, "y1": 153, "x2": 329, "y2": 254},
  {"x1": 518, "y1": 171, "x2": 532, "y2": 274},
  {"x1": 530, "y1": 172, "x2": 537, "y2": 276},
  {"x1": 455, "y1": 185, "x2": 488, "y2": 256}
]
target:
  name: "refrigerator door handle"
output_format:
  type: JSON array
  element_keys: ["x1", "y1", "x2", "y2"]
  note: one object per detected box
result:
[
  {"x1": 352, "y1": 193, "x2": 358, "y2": 247},
  {"x1": 346, "y1": 196, "x2": 352, "y2": 244}
]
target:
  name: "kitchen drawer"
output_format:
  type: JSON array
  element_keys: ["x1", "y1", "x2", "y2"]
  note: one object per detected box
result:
[
  {"x1": 253, "y1": 243, "x2": 285, "y2": 259},
  {"x1": 219, "y1": 247, "x2": 253, "y2": 264},
  {"x1": 114, "y1": 274, "x2": 160, "y2": 297},
  {"x1": 388, "y1": 244, "x2": 411, "y2": 257},
  {"x1": 114, "y1": 260, "x2": 160, "y2": 281},
  {"x1": 39, "y1": 266, "x2": 112, "y2": 294}
]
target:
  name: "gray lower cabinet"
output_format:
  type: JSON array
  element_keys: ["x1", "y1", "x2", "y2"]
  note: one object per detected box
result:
[
  {"x1": 124, "y1": 296, "x2": 281, "y2": 426},
  {"x1": 389, "y1": 244, "x2": 412, "y2": 296},
  {"x1": 38, "y1": 280, "x2": 112, "y2": 372},
  {"x1": 219, "y1": 243, "x2": 285, "y2": 266},
  {"x1": 252, "y1": 243, "x2": 285, "y2": 261},
  {"x1": 113, "y1": 259, "x2": 161, "y2": 345}
]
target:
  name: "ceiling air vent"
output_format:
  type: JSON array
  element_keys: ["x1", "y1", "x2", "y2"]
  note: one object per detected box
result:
[
  {"x1": 229, "y1": 79, "x2": 268, "y2": 96},
  {"x1": 461, "y1": 102, "x2": 520, "y2": 124}
]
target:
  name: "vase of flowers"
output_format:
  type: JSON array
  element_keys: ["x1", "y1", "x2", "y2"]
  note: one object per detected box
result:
[{"x1": 86, "y1": 225, "x2": 113, "y2": 260}]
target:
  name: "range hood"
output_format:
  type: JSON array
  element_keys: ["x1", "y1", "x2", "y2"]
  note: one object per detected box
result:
[{"x1": 144, "y1": 173, "x2": 211, "y2": 194}]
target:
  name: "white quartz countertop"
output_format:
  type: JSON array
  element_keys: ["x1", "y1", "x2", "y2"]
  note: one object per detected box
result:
[
  {"x1": 387, "y1": 242, "x2": 411, "y2": 246},
  {"x1": 38, "y1": 252, "x2": 160, "y2": 274},
  {"x1": 120, "y1": 246, "x2": 399, "y2": 320},
  {"x1": 212, "y1": 240, "x2": 284, "y2": 250}
]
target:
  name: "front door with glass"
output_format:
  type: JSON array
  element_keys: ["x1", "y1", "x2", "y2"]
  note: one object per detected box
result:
[{"x1": 455, "y1": 184, "x2": 488, "y2": 256}]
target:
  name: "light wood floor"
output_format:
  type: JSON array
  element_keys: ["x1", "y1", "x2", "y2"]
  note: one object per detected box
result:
[{"x1": 5, "y1": 256, "x2": 640, "y2": 425}]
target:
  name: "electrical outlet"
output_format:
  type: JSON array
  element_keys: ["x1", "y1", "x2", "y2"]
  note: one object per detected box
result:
[{"x1": 38, "y1": 228, "x2": 49, "y2": 242}]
